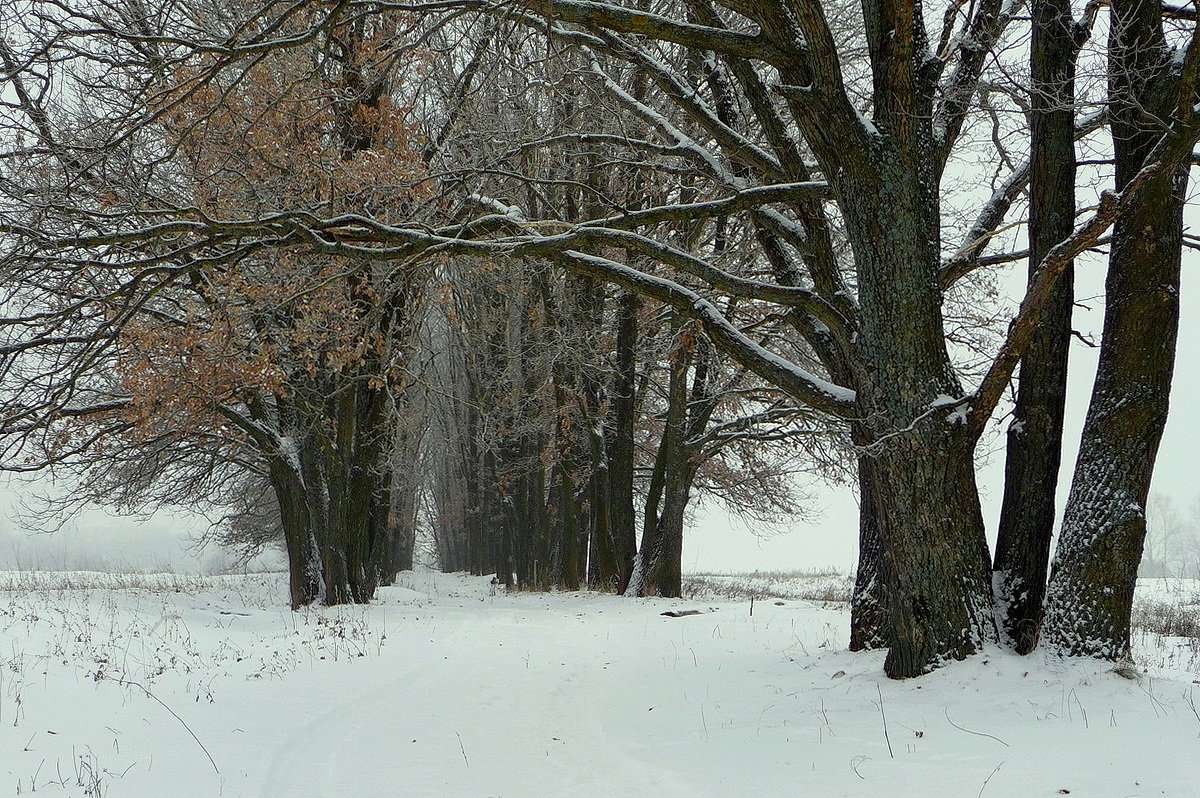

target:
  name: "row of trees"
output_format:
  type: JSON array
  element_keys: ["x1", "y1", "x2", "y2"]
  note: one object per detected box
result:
[
  {"x1": 1, "y1": 0, "x2": 1196, "y2": 677},
  {"x1": 414, "y1": 30, "x2": 826, "y2": 595},
  {"x1": 1141, "y1": 494, "x2": 1200, "y2": 579},
  {"x1": 1, "y1": 1, "x2": 821, "y2": 606}
]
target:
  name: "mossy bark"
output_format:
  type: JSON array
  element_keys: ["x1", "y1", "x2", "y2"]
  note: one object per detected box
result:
[{"x1": 839, "y1": 140, "x2": 997, "y2": 677}]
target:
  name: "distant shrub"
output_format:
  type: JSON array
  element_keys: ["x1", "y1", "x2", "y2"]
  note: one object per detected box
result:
[
  {"x1": 1131, "y1": 598, "x2": 1200, "y2": 639},
  {"x1": 682, "y1": 569, "x2": 852, "y2": 604}
]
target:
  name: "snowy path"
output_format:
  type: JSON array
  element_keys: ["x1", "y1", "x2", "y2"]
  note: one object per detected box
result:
[
  {"x1": 259, "y1": 603, "x2": 716, "y2": 797},
  {"x1": 4, "y1": 571, "x2": 1200, "y2": 797}
]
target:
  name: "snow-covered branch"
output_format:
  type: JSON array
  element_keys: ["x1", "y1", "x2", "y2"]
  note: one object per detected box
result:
[{"x1": 552, "y1": 250, "x2": 857, "y2": 417}]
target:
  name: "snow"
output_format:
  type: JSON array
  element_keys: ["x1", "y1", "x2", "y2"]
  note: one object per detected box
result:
[
  {"x1": 584, "y1": 51, "x2": 747, "y2": 190},
  {"x1": 276, "y1": 434, "x2": 301, "y2": 477},
  {"x1": 467, "y1": 194, "x2": 528, "y2": 223},
  {"x1": 3, "y1": 570, "x2": 1199, "y2": 797},
  {"x1": 854, "y1": 108, "x2": 880, "y2": 138},
  {"x1": 562, "y1": 250, "x2": 856, "y2": 410}
]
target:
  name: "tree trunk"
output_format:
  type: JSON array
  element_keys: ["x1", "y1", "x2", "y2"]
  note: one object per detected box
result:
[
  {"x1": 872, "y1": 425, "x2": 995, "y2": 677},
  {"x1": 381, "y1": 480, "x2": 417, "y2": 583},
  {"x1": 849, "y1": 453, "x2": 888, "y2": 651},
  {"x1": 629, "y1": 330, "x2": 690, "y2": 597},
  {"x1": 1041, "y1": 0, "x2": 1191, "y2": 660},
  {"x1": 643, "y1": 458, "x2": 692, "y2": 599},
  {"x1": 1041, "y1": 173, "x2": 1184, "y2": 657},
  {"x1": 840, "y1": 142, "x2": 997, "y2": 677},
  {"x1": 992, "y1": 0, "x2": 1077, "y2": 654},
  {"x1": 269, "y1": 457, "x2": 321, "y2": 609},
  {"x1": 1042, "y1": 0, "x2": 1189, "y2": 659},
  {"x1": 606, "y1": 290, "x2": 641, "y2": 594},
  {"x1": 590, "y1": 290, "x2": 640, "y2": 593}
]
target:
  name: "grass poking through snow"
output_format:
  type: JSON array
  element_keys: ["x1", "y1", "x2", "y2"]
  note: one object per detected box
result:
[{"x1": 683, "y1": 568, "x2": 852, "y2": 604}]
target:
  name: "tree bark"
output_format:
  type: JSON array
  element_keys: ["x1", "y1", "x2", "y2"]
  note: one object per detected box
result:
[
  {"x1": 992, "y1": 0, "x2": 1078, "y2": 654},
  {"x1": 634, "y1": 330, "x2": 691, "y2": 597},
  {"x1": 382, "y1": 480, "x2": 417, "y2": 582},
  {"x1": 849, "y1": 453, "x2": 887, "y2": 651},
  {"x1": 593, "y1": 291, "x2": 640, "y2": 592},
  {"x1": 840, "y1": 140, "x2": 997, "y2": 677},
  {"x1": 1042, "y1": 0, "x2": 1192, "y2": 659},
  {"x1": 268, "y1": 456, "x2": 321, "y2": 609},
  {"x1": 872, "y1": 425, "x2": 995, "y2": 677}
]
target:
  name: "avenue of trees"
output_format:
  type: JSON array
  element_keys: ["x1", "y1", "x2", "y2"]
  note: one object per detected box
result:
[{"x1": 1, "y1": 0, "x2": 1197, "y2": 677}]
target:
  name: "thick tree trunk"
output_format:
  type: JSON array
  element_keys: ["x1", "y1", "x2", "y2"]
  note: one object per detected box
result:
[
  {"x1": 840, "y1": 143, "x2": 997, "y2": 677},
  {"x1": 1040, "y1": 173, "x2": 1183, "y2": 657},
  {"x1": 383, "y1": 404, "x2": 421, "y2": 585},
  {"x1": 643, "y1": 460, "x2": 692, "y2": 599},
  {"x1": 531, "y1": 433, "x2": 552, "y2": 589},
  {"x1": 608, "y1": 291, "x2": 641, "y2": 593},
  {"x1": 548, "y1": 455, "x2": 582, "y2": 590},
  {"x1": 592, "y1": 291, "x2": 640, "y2": 592},
  {"x1": 992, "y1": 0, "x2": 1077, "y2": 653},
  {"x1": 629, "y1": 331, "x2": 690, "y2": 597},
  {"x1": 269, "y1": 458, "x2": 321, "y2": 609},
  {"x1": 1042, "y1": 0, "x2": 1188, "y2": 659},
  {"x1": 318, "y1": 374, "x2": 395, "y2": 604},
  {"x1": 265, "y1": 369, "x2": 396, "y2": 607},
  {"x1": 873, "y1": 425, "x2": 995, "y2": 677},
  {"x1": 586, "y1": 422, "x2": 615, "y2": 589}
]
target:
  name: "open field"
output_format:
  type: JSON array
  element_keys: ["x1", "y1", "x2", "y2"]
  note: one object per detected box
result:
[{"x1": 2, "y1": 569, "x2": 1199, "y2": 797}]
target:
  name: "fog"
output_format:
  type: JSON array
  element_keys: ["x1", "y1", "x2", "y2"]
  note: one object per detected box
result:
[{"x1": 0, "y1": 497, "x2": 282, "y2": 574}]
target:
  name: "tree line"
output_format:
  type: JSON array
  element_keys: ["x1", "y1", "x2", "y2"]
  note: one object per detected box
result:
[{"x1": 0, "y1": 0, "x2": 1196, "y2": 677}]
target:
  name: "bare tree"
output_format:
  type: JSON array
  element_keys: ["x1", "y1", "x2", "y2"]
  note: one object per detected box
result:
[{"x1": 0, "y1": 1, "x2": 434, "y2": 606}]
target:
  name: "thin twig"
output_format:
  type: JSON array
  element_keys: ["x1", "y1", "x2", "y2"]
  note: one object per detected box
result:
[
  {"x1": 1185, "y1": 686, "x2": 1200, "y2": 727},
  {"x1": 944, "y1": 708, "x2": 1009, "y2": 747},
  {"x1": 978, "y1": 761, "x2": 1004, "y2": 797},
  {"x1": 876, "y1": 684, "x2": 894, "y2": 758},
  {"x1": 116, "y1": 678, "x2": 219, "y2": 773},
  {"x1": 456, "y1": 731, "x2": 470, "y2": 768}
]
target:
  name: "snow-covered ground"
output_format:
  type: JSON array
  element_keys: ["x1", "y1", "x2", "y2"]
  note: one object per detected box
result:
[{"x1": 2, "y1": 570, "x2": 1198, "y2": 797}]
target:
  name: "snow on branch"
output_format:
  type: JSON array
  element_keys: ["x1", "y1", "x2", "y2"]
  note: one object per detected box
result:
[
  {"x1": 1164, "y1": 2, "x2": 1199, "y2": 21},
  {"x1": 589, "y1": 31, "x2": 786, "y2": 181},
  {"x1": 565, "y1": 227, "x2": 850, "y2": 336},
  {"x1": 521, "y1": 0, "x2": 786, "y2": 63},
  {"x1": 553, "y1": 250, "x2": 857, "y2": 417},
  {"x1": 932, "y1": 0, "x2": 1023, "y2": 163},
  {"x1": 589, "y1": 182, "x2": 833, "y2": 230},
  {"x1": 940, "y1": 110, "x2": 1107, "y2": 289},
  {"x1": 583, "y1": 50, "x2": 745, "y2": 187}
]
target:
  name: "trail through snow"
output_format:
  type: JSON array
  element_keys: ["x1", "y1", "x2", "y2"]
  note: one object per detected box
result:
[{"x1": 3, "y1": 570, "x2": 1199, "y2": 797}]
